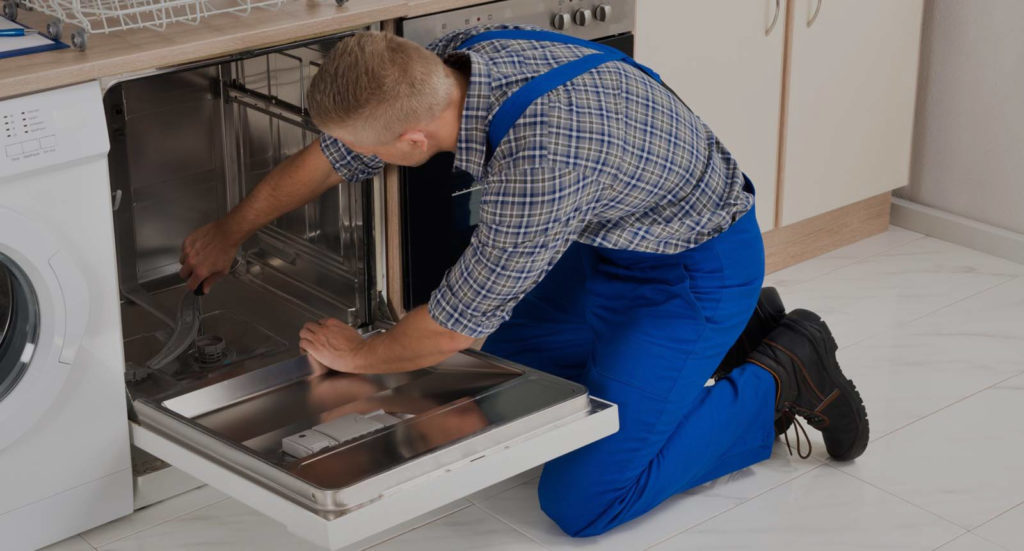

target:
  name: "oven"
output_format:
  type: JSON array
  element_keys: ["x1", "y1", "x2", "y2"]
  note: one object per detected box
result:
[{"x1": 399, "y1": 0, "x2": 637, "y2": 309}]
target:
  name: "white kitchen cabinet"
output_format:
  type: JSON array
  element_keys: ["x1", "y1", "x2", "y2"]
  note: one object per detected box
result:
[
  {"x1": 779, "y1": 0, "x2": 923, "y2": 225},
  {"x1": 636, "y1": 0, "x2": 786, "y2": 231}
]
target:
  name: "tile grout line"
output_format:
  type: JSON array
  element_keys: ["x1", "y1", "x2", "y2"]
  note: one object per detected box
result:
[
  {"x1": 359, "y1": 503, "x2": 474, "y2": 551},
  {"x1": 471, "y1": 502, "x2": 556, "y2": 551},
  {"x1": 819, "y1": 274, "x2": 1024, "y2": 537},
  {"x1": 642, "y1": 463, "x2": 830, "y2": 550},
  {"x1": 931, "y1": 532, "x2": 975, "y2": 551},
  {"x1": 824, "y1": 465, "x2": 970, "y2": 534},
  {"x1": 834, "y1": 274, "x2": 1023, "y2": 352},
  {"x1": 769, "y1": 231, "x2": 928, "y2": 289},
  {"x1": 76, "y1": 535, "x2": 98, "y2": 551},
  {"x1": 934, "y1": 526, "x2": 1018, "y2": 551},
  {"x1": 827, "y1": 462, "x2": 980, "y2": 533},
  {"x1": 964, "y1": 530, "x2": 1013, "y2": 551},
  {"x1": 867, "y1": 367, "x2": 1024, "y2": 445},
  {"x1": 466, "y1": 472, "x2": 542, "y2": 508},
  {"x1": 88, "y1": 490, "x2": 232, "y2": 549},
  {"x1": 828, "y1": 273, "x2": 1024, "y2": 445},
  {"x1": 964, "y1": 497, "x2": 1024, "y2": 550}
]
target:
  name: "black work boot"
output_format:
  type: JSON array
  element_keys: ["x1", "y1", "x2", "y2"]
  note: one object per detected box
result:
[
  {"x1": 747, "y1": 309, "x2": 869, "y2": 461},
  {"x1": 714, "y1": 287, "x2": 786, "y2": 380}
]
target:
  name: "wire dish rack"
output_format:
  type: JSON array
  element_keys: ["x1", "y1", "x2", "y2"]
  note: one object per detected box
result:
[{"x1": 2, "y1": 0, "x2": 317, "y2": 50}]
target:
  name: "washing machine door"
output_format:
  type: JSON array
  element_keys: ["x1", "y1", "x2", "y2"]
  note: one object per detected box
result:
[{"x1": 0, "y1": 207, "x2": 89, "y2": 450}]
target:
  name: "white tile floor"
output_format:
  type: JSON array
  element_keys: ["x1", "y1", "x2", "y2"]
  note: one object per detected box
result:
[{"x1": 45, "y1": 227, "x2": 1024, "y2": 551}]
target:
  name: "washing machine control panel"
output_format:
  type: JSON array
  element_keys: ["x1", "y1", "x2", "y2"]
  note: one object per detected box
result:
[
  {"x1": 0, "y1": 82, "x2": 109, "y2": 180},
  {"x1": 2, "y1": 108, "x2": 57, "y2": 161}
]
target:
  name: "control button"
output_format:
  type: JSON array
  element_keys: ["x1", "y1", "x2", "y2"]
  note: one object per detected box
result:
[
  {"x1": 595, "y1": 4, "x2": 612, "y2": 22},
  {"x1": 574, "y1": 8, "x2": 592, "y2": 26},
  {"x1": 40, "y1": 135, "x2": 56, "y2": 149},
  {"x1": 5, "y1": 143, "x2": 22, "y2": 158},
  {"x1": 552, "y1": 12, "x2": 570, "y2": 30},
  {"x1": 23, "y1": 140, "x2": 39, "y2": 152}
]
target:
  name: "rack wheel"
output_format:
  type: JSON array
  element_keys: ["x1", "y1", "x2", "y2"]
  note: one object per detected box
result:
[
  {"x1": 45, "y1": 18, "x2": 62, "y2": 41},
  {"x1": 70, "y1": 29, "x2": 87, "y2": 50},
  {"x1": 2, "y1": 1, "x2": 16, "y2": 21}
]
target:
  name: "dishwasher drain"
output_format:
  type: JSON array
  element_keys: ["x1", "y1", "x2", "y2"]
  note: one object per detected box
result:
[{"x1": 194, "y1": 335, "x2": 227, "y2": 365}]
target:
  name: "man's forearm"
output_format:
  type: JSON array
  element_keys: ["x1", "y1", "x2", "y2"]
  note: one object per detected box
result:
[
  {"x1": 222, "y1": 142, "x2": 342, "y2": 243},
  {"x1": 354, "y1": 307, "x2": 477, "y2": 373}
]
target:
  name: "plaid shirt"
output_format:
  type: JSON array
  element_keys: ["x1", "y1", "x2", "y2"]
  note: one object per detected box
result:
[{"x1": 320, "y1": 25, "x2": 753, "y2": 338}]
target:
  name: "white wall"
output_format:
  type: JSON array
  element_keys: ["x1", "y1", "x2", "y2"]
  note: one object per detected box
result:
[{"x1": 898, "y1": 0, "x2": 1024, "y2": 235}]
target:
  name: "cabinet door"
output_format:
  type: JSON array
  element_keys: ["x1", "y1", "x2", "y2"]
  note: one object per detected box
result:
[
  {"x1": 636, "y1": 0, "x2": 786, "y2": 231},
  {"x1": 780, "y1": 0, "x2": 923, "y2": 225}
]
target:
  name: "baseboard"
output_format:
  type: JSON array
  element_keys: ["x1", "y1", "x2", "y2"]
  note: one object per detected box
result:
[
  {"x1": 891, "y1": 197, "x2": 1024, "y2": 265},
  {"x1": 763, "y1": 193, "x2": 891, "y2": 273}
]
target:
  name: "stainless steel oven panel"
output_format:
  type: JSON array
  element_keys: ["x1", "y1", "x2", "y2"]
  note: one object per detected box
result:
[{"x1": 401, "y1": 0, "x2": 636, "y2": 46}]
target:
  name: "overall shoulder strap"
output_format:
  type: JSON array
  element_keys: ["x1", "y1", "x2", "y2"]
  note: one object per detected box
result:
[
  {"x1": 486, "y1": 51, "x2": 627, "y2": 153},
  {"x1": 456, "y1": 28, "x2": 661, "y2": 82},
  {"x1": 455, "y1": 29, "x2": 663, "y2": 157}
]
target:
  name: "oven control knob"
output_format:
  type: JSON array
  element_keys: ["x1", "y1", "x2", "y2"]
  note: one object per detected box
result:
[
  {"x1": 552, "y1": 12, "x2": 570, "y2": 30},
  {"x1": 595, "y1": 4, "x2": 612, "y2": 22},
  {"x1": 573, "y1": 8, "x2": 592, "y2": 27}
]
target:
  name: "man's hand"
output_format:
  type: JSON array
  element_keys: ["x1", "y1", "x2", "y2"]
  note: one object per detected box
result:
[
  {"x1": 298, "y1": 307, "x2": 475, "y2": 375},
  {"x1": 179, "y1": 220, "x2": 242, "y2": 294},
  {"x1": 300, "y1": 318, "x2": 367, "y2": 373},
  {"x1": 178, "y1": 142, "x2": 344, "y2": 294}
]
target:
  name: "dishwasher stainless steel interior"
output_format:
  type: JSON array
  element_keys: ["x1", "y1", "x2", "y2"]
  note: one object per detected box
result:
[{"x1": 106, "y1": 17, "x2": 618, "y2": 551}]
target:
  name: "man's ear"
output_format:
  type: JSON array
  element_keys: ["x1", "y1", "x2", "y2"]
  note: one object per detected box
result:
[{"x1": 400, "y1": 129, "x2": 429, "y2": 152}]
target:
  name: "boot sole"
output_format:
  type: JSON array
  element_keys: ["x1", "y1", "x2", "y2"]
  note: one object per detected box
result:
[{"x1": 786, "y1": 309, "x2": 870, "y2": 461}]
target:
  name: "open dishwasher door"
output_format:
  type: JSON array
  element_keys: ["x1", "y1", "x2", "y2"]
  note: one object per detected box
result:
[{"x1": 129, "y1": 347, "x2": 617, "y2": 550}]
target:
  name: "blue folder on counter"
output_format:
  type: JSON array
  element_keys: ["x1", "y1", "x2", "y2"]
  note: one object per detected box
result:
[{"x1": 1, "y1": 16, "x2": 68, "y2": 59}]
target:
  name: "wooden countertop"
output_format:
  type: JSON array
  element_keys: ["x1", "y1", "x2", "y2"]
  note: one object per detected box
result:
[{"x1": 0, "y1": 0, "x2": 432, "y2": 99}]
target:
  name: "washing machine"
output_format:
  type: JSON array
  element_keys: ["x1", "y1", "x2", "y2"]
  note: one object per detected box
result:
[{"x1": 0, "y1": 81, "x2": 133, "y2": 550}]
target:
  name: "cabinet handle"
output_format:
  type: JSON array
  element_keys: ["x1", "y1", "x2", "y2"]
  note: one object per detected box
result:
[
  {"x1": 766, "y1": 0, "x2": 781, "y2": 36},
  {"x1": 807, "y1": 0, "x2": 822, "y2": 27}
]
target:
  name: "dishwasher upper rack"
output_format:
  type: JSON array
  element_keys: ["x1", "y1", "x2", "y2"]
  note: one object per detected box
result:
[{"x1": 7, "y1": 0, "x2": 298, "y2": 50}]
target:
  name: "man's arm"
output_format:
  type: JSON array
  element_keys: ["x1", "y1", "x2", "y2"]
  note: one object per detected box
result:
[
  {"x1": 301, "y1": 166, "x2": 590, "y2": 374},
  {"x1": 300, "y1": 306, "x2": 476, "y2": 374},
  {"x1": 225, "y1": 141, "x2": 343, "y2": 241},
  {"x1": 180, "y1": 141, "x2": 342, "y2": 292}
]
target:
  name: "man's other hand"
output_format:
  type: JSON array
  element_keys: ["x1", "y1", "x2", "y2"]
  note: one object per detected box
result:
[{"x1": 179, "y1": 220, "x2": 241, "y2": 294}]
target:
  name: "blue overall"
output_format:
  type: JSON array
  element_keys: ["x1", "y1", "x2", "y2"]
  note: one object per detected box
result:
[{"x1": 458, "y1": 30, "x2": 777, "y2": 537}]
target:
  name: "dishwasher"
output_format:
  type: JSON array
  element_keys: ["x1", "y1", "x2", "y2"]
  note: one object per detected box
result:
[{"x1": 105, "y1": 27, "x2": 618, "y2": 550}]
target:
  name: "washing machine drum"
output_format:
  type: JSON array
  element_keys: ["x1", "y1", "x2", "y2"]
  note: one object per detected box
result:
[{"x1": 0, "y1": 259, "x2": 39, "y2": 402}]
